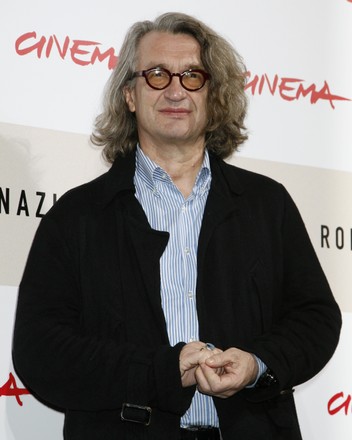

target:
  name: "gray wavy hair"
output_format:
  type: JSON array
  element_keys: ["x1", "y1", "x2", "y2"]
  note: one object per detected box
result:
[{"x1": 91, "y1": 12, "x2": 248, "y2": 163}]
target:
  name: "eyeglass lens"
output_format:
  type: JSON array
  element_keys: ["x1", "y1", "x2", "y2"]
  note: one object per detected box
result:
[{"x1": 145, "y1": 69, "x2": 207, "y2": 91}]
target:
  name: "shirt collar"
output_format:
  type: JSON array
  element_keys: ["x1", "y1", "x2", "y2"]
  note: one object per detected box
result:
[
  {"x1": 135, "y1": 145, "x2": 211, "y2": 195},
  {"x1": 99, "y1": 148, "x2": 244, "y2": 209}
]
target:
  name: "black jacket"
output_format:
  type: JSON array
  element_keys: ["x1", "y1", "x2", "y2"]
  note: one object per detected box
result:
[{"x1": 13, "y1": 151, "x2": 341, "y2": 439}]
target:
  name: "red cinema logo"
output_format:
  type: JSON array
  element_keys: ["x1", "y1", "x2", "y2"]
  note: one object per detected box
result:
[
  {"x1": 0, "y1": 372, "x2": 30, "y2": 406},
  {"x1": 328, "y1": 392, "x2": 352, "y2": 415},
  {"x1": 245, "y1": 72, "x2": 350, "y2": 109},
  {"x1": 15, "y1": 32, "x2": 118, "y2": 70}
]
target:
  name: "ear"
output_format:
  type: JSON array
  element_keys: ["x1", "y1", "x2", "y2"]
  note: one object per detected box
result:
[{"x1": 123, "y1": 86, "x2": 136, "y2": 112}]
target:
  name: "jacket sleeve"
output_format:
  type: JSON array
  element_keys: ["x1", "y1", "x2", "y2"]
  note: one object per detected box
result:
[
  {"x1": 248, "y1": 185, "x2": 342, "y2": 399},
  {"x1": 12, "y1": 199, "x2": 194, "y2": 414}
]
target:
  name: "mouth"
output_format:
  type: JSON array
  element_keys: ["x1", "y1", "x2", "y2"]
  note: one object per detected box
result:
[{"x1": 159, "y1": 108, "x2": 191, "y2": 117}]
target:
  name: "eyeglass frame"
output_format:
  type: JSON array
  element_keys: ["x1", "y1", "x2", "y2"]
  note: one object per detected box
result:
[{"x1": 132, "y1": 67, "x2": 211, "y2": 92}]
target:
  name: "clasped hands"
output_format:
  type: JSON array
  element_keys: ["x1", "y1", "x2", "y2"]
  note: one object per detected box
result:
[{"x1": 179, "y1": 341, "x2": 258, "y2": 398}]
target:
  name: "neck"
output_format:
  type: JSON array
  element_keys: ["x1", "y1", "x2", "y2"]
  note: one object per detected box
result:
[{"x1": 140, "y1": 142, "x2": 205, "y2": 198}]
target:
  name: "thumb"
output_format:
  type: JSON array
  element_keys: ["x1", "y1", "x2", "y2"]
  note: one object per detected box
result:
[{"x1": 205, "y1": 352, "x2": 225, "y2": 367}]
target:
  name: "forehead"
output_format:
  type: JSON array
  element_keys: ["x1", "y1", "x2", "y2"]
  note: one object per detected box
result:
[{"x1": 136, "y1": 31, "x2": 202, "y2": 68}]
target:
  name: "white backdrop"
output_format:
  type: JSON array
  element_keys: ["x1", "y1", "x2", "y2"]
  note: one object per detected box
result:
[{"x1": 1, "y1": 1, "x2": 352, "y2": 438}]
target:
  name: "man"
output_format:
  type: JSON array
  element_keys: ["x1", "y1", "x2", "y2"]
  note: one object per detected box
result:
[{"x1": 13, "y1": 12, "x2": 341, "y2": 440}]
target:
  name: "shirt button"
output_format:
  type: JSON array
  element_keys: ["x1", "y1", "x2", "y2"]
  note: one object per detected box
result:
[
  {"x1": 184, "y1": 247, "x2": 190, "y2": 255},
  {"x1": 187, "y1": 291, "x2": 194, "y2": 299}
]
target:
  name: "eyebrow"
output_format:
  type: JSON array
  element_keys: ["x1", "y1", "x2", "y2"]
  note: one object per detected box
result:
[{"x1": 144, "y1": 63, "x2": 204, "y2": 71}]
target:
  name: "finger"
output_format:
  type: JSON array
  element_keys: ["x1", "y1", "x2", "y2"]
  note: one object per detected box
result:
[
  {"x1": 198, "y1": 347, "x2": 223, "y2": 363},
  {"x1": 205, "y1": 347, "x2": 242, "y2": 368},
  {"x1": 198, "y1": 363, "x2": 222, "y2": 389},
  {"x1": 180, "y1": 341, "x2": 214, "y2": 373},
  {"x1": 195, "y1": 364, "x2": 214, "y2": 394},
  {"x1": 184, "y1": 341, "x2": 207, "y2": 353},
  {"x1": 205, "y1": 352, "x2": 229, "y2": 368},
  {"x1": 196, "y1": 364, "x2": 235, "y2": 398}
]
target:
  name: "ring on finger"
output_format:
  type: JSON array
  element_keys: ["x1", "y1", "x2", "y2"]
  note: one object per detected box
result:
[{"x1": 200, "y1": 342, "x2": 216, "y2": 351}]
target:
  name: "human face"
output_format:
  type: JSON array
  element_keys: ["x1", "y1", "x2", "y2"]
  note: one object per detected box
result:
[{"x1": 124, "y1": 31, "x2": 209, "y2": 151}]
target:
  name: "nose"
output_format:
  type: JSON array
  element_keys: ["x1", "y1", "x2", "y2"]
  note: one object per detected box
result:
[{"x1": 163, "y1": 75, "x2": 187, "y2": 100}]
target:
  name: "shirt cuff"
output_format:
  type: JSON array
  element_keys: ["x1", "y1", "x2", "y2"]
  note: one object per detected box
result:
[{"x1": 246, "y1": 355, "x2": 267, "y2": 388}]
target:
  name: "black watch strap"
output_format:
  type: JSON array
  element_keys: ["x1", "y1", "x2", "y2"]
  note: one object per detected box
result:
[{"x1": 256, "y1": 368, "x2": 277, "y2": 388}]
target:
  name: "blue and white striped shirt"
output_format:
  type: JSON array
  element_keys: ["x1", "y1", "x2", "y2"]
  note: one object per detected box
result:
[{"x1": 134, "y1": 146, "x2": 219, "y2": 427}]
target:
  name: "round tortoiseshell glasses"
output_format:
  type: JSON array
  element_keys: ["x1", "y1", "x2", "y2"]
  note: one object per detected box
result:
[{"x1": 133, "y1": 67, "x2": 210, "y2": 91}]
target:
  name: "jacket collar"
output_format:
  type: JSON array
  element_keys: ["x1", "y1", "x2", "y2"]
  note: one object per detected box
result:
[
  {"x1": 101, "y1": 150, "x2": 137, "y2": 208},
  {"x1": 100, "y1": 148, "x2": 244, "y2": 208},
  {"x1": 209, "y1": 154, "x2": 244, "y2": 197}
]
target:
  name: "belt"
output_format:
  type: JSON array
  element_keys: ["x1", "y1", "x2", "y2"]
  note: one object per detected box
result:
[{"x1": 179, "y1": 427, "x2": 220, "y2": 440}]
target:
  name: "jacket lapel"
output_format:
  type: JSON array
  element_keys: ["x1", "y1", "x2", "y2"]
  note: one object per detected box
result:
[
  {"x1": 197, "y1": 156, "x2": 243, "y2": 267},
  {"x1": 125, "y1": 193, "x2": 170, "y2": 338},
  {"x1": 101, "y1": 152, "x2": 170, "y2": 340}
]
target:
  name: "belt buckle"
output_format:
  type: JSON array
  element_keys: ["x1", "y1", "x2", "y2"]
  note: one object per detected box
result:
[
  {"x1": 121, "y1": 402, "x2": 152, "y2": 426},
  {"x1": 183, "y1": 426, "x2": 213, "y2": 431},
  {"x1": 180, "y1": 426, "x2": 219, "y2": 440}
]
